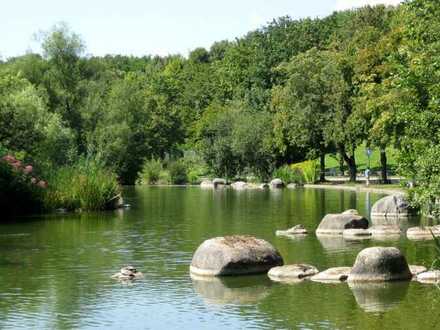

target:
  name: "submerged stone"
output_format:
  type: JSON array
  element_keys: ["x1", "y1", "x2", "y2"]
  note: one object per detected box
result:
[
  {"x1": 231, "y1": 181, "x2": 248, "y2": 190},
  {"x1": 311, "y1": 267, "x2": 352, "y2": 283},
  {"x1": 343, "y1": 229, "x2": 372, "y2": 240},
  {"x1": 348, "y1": 247, "x2": 412, "y2": 282},
  {"x1": 409, "y1": 265, "x2": 428, "y2": 277},
  {"x1": 407, "y1": 226, "x2": 440, "y2": 241},
  {"x1": 276, "y1": 224, "x2": 308, "y2": 237},
  {"x1": 268, "y1": 264, "x2": 319, "y2": 282},
  {"x1": 417, "y1": 270, "x2": 440, "y2": 283},
  {"x1": 190, "y1": 235, "x2": 283, "y2": 276}
]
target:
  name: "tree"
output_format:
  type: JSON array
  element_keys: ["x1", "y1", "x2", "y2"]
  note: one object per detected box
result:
[
  {"x1": 38, "y1": 23, "x2": 86, "y2": 147},
  {"x1": 272, "y1": 48, "x2": 349, "y2": 181},
  {"x1": 0, "y1": 73, "x2": 76, "y2": 167}
]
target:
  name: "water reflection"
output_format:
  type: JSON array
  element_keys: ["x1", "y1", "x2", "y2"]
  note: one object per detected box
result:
[
  {"x1": 191, "y1": 274, "x2": 272, "y2": 305},
  {"x1": 317, "y1": 235, "x2": 364, "y2": 253},
  {"x1": 349, "y1": 281, "x2": 409, "y2": 313}
]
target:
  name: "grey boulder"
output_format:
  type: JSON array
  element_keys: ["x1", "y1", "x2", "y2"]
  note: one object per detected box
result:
[
  {"x1": 348, "y1": 247, "x2": 412, "y2": 282},
  {"x1": 371, "y1": 195, "x2": 412, "y2": 218},
  {"x1": 316, "y1": 212, "x2": 369, "y2": 235},
  {"x1": 270, "y1": 178, "x2": 284, "y2": 189},
  {"x1": 190, "y1": 236, "x2": 283, "y2": 276}
]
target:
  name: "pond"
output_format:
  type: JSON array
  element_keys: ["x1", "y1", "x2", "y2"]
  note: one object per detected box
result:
[{"x1": 0, "y1": 187, "x2": 439, "y2": 329}]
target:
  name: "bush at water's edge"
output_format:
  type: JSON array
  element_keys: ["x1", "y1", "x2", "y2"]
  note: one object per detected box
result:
[{"x1": 44, "y1": 158, "x2": 121, "y2": 212}]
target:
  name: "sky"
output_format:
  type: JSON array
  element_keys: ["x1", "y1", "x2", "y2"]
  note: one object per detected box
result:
[{"x1": 1, "y1": 0, "x2": 402, "y2": 59}]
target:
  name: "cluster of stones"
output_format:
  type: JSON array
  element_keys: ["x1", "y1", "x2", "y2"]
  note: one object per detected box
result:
[
  {"x1": 200, "y1": 178, "x2": 301, "y2": 191},
  {"x1": 189, "y1": 235, "x2": 437, "y2": 285}
]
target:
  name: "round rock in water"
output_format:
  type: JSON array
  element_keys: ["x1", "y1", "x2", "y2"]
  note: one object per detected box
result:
[
  {"x1": 268, "y1": 264, "x2": 318, "y2": 282},
  {"x1": 311, "y1": 267, "x2": 352, "y2": 283},
  {"x1": 190, "y1": 236, "x2": 283, "y2": 276},
  {"x1": 417, "y1": 270, "x2": 440, "y2": 283},
  {"x1": 371, "y1": 194, "x2": 411, "y2": 218},
  {"x1": 316, "y1": 213, "x2": 369, "y2": 235},
  {"x1": 348, "y1": 247, "x2": 412, "y2": 282},
  {"x1": 407, "y1": 226, "x2": 440, "y2": 241},
  {"x1": 270, "y1": 178, "x2": 284, "y2": 189},
  {"x1": 409, "y1": 265, "x2": 428, "y2": 277}
]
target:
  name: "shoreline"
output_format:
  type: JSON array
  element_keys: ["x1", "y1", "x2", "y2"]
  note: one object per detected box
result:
[{"x1": 303, "y1": 183, "x2": 405, "y2": 195}]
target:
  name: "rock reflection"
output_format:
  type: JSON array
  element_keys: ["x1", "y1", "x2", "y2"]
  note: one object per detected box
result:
[
  {"x1": 191, "y1": 274, "x2": 272, "y2": 305},
  {"x1": 317, "y1": 235, "x2": 363, "y2": 253},
  {"x1": 349, "y1": 281, "x2": 409, "y2": 313}
]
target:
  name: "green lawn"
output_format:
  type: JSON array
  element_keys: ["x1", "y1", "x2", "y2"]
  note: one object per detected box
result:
[{"x1": 325, "y1": 144, "x2": 398, "y2": 174}]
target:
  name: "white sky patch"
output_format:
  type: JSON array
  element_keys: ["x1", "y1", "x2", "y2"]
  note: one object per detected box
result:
[{"x1": 335, "y1": 0, "x2": 402, "y2": 11}]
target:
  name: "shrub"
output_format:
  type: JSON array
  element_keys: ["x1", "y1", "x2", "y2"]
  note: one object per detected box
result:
[
  {"x1": 292, "y1": 160, "x2": 318, "y2": 184},
  {"x1": 139, "y1": 159, "x2": 163, "y2": 184},
  {"x1": 0, "y1": 153, "x2": 45, "y2": 216},
  {"x1": 44, "y1": 158, "x2": 121, "y2": 211},
  {"x1": 272, "y1": 165, "x2": 304, "y2": 184},
  {"x1": 168, "y1": 161, "x2": 187, "y2": 185}
]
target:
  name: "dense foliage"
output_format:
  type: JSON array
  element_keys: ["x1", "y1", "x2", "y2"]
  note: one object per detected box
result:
[{"x1": 1, "y1": 0, "x2": 440, "y2": 214}]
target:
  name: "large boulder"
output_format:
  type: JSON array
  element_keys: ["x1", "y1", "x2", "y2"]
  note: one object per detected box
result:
[
  {"x1": 268, "y1": 264, "x2": 318, "y2": 282},
  {"x1": 371, "y1": 195, "x2": 412, "y2": 219},
  {"x1": 348, "y1": 247, "x2": 412, "y2": 282},
  {"x1": 190, "y1": 236, "x2": 283, "y2": 276},
  {"x1": 316, "y1": 212, "x2": 369, "y2": 235},
  {"x1": 270, "y1": 178, "x2": 284, "y2": 189}
]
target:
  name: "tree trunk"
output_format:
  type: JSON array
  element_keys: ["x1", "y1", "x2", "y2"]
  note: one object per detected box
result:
[
  {"x1": 339, "y1": 146, "x2": 357, "y2": 182},
  {"x1": 339, "y1": 156, "x2": 345, "y2": 176},
  {"x1": 320, "y1": 153, "x2": 326, "y2": 182},
  {"x1": 380, "y1": 148, "x2": 389, "y2": 184}
]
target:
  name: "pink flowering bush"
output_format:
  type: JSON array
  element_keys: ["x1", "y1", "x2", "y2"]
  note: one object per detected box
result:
[{"x1": 0, "y1": 153, "x2": 46, "y2": 215}]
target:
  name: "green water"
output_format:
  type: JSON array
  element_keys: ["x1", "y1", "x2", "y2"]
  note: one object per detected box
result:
[{"x1": 0, "y1": 187, "x2": 439, "y2": 329}]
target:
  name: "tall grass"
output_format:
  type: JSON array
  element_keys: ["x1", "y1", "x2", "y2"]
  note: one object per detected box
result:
[
  {"x1": 44, "y1": 158, "x2": 121, "y2": 211},
  {"x1": 272, "y1": 165, "x2": 304, "y2": 184},
  {"x1": 430, "y1": 228, "x2": 440, "y2": 270},
  {"x1": 292, "y1": 160, "x2": 318, "y2": 184},
  {"x1": 139, "y1": 159, "x2": 163, "y2": 184}
]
